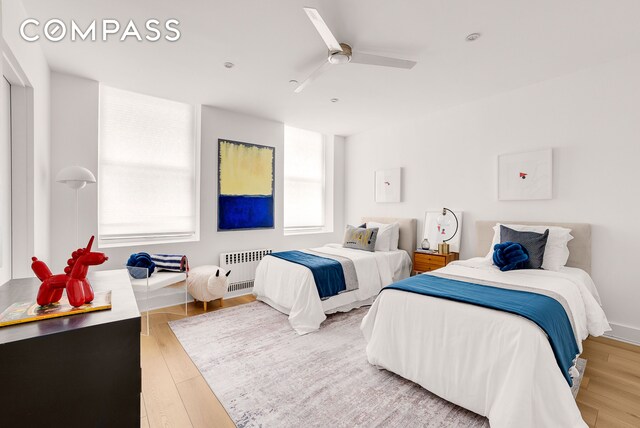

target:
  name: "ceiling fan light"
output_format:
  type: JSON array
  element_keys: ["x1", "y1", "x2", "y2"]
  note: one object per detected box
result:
[{"x1": 329, "y1": 53, "x2": 351, "y2": 65}]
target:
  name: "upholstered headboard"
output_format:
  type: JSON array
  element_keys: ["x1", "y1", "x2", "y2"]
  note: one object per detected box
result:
[
  {"x1": 361, "y1": 217, "x2": 417, "y2": 257},
  {"x1": 475, "y1": 221, "x2": 592, "y2": 273}
]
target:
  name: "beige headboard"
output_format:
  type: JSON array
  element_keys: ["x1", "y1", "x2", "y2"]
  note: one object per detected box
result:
[
  {"x1": 361, "y1": 217, "x2": 417, "y2": 257},
  {"x1": 475, "y1": 221, "x2": 591, "y2": 273}
]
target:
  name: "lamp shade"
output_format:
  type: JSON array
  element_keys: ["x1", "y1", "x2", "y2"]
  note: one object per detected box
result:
[{"x1": 56, "y1": 166, "x2": 96, "y2": 190}]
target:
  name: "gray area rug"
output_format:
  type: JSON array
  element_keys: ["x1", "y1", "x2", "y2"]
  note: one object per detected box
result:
[{"x1": 169, "y1": 301, "x2": 586, "y2": 427}]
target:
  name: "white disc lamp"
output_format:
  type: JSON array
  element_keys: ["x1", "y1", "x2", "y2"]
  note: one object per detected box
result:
[{"x1": 56, "y1": 166, "x2": 96, "y2": 247}]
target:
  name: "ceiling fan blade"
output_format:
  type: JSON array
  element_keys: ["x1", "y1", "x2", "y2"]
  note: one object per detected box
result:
[
  {"x1": 294, "y1": 61, "x2": 332, "y2": 93},
  {"x1": 350, "y1": 52, "x2": 417, "y2": 69},
  {"x1": 303, "y1": 7, "x2": 343, "y2": 52}
]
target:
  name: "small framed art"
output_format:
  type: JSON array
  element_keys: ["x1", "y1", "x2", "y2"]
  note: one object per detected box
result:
[
  {"x1": 374, "y1": 168, "x2": 401, "y2": 203},
  {"x1": 498, "y1": 149, "x2": 552, "y2": 201}
]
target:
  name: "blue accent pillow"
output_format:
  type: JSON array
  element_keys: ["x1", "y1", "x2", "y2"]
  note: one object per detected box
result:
[
  {"x1": 126, "y1": 252, "x2": 156, "y2": 279},
  {"x1": 493, "y1": 242, "x2": 529, "y2": 271},
  {"x1": 499, "y1": 225, "x2": 549, "y2": 269}
]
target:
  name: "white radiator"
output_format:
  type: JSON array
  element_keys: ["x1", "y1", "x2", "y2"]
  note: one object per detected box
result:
[{"x1": 219, "y1": 249, "x2": 272, "y2": 297}]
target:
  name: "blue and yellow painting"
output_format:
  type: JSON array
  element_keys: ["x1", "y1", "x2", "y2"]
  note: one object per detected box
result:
[{"x1": 218, "y1": 139, "x2": 275, "y2": 230}]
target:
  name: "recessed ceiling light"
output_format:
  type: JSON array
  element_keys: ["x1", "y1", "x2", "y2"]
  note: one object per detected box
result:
[
  {"x1": 224, "y1": 62, "x2": 234, "y2": 69},
  {"x1": 465, "y1": 33, "x2": 481, "y2": 42},
  {"x1": 289, "y1": 79, "x2": 299, "y2": 85},
  {"x1": 330, "y1": 98, "x2": 339, "y2": 103}
]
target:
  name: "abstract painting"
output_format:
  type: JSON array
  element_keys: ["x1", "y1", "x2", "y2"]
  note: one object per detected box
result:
[
  {"x1": 498, "y1": 149, "x2": 552, "y2": 200},
  {"x1": 218, "y1": 139, "x2": 275, "y2": 230},
  {"x1": 374, "y1": 168, "x2": 401, "y2": 203}
]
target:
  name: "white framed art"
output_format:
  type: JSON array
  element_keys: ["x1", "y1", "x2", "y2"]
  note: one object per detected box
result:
[
  {"x1": 374, "y1": 168, "x2": 401, "y2": 203},
  {"x1": 498, "y1": 149, "x2": 552, "y2": 200}
]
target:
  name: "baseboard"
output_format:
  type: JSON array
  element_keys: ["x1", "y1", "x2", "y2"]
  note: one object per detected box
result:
[{"x1": 604, "y1": 323, "x2": 640, "y2": 346}]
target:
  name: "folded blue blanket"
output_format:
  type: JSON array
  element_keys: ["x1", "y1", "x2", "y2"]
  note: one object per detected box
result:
[
  {"x1": 383, "y1": 274, "x2": 579, "y2": 385},
  {"x1": 270, "y1": 251, "x2": 346, "y2": 299}
]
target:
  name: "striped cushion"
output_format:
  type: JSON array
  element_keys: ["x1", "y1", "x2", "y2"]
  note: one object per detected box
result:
[{"x1": 150, "y1": 254, "x2": 189, "y2": 272}]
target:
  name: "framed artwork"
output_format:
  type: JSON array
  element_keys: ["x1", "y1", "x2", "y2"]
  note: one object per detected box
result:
[
  {"x1": 498, "y1": 149, "x2": 552, "y2": 201},
  {"x1": 218, "y1": 139, "x2": 275, "y2": 230},
  {"x1": 374, "y1": 168, "x2": 401, "y2": 203},
  {"x1": 423, "y1": 211, "x2": 463, "y2": 252}
]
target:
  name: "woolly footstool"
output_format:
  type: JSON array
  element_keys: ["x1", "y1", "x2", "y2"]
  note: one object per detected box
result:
[{"x1": 187, "y1": 265, "x2": 230, "y2": 311}]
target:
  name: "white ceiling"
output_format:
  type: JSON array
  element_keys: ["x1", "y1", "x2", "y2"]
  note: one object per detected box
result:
[{"x1": 21, "y1": 0, "x2": 640, "y2": 136}]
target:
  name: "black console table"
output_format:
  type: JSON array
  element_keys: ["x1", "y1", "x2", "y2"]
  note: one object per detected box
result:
[{"x1": 0, "y1": 270, "x2": 141, "y2": 427}]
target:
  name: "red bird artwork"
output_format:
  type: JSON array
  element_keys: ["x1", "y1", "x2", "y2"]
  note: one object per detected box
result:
[{"x1": 519, "y1": 172, "x2": 528, "y2": 179}]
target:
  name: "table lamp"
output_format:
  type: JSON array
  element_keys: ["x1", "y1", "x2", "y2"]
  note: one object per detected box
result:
[{"x1": 436, "y1": 207, "x2": 459, "y2": 255}]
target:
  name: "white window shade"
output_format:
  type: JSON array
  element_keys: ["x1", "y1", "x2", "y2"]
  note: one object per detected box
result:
[
  {"x1": 98, "y1": 85, "x2": 199, "y2": 245},
  {"x1": 284, "y1": 126, "x2": 325, "y2": 230}
]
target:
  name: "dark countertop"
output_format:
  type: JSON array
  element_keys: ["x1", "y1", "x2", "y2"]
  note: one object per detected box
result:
[{"x1": 0, "y1": 269, "x2": 140, "y2": 344}]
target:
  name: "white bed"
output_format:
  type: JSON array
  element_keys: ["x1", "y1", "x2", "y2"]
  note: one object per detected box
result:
[
  {"x1": 254, "y1": 217, "x2": 416, "y2": 335},
  {"x1": 360, "y1": 221, "x2": 611, "y2": 428}
]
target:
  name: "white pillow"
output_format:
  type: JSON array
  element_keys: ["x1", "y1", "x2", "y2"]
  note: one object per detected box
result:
[
  {"x1": 389, "y1": 222, "x2": 400, "y2": 250},
  {"x1": 367, "y1": 221, "x2": 395, "y2": 252},
  {"x1": 486, "y1": 223, "x2": 573, "y2": 271}
]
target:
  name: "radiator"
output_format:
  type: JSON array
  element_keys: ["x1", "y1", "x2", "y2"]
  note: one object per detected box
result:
[{"x1": 219, "y1": 249, "x2": 272, "y2": 297}]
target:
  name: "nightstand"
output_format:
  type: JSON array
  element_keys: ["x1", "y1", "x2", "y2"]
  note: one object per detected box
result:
[{"x1": 413, "y1": 251, "x2": 459, "y2": 275}]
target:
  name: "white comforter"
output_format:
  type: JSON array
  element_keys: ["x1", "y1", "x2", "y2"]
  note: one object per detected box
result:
[
  {"x1": 254, "y1": 244, "x2": 411, "y2": 335},
  {"x1": 361, "y1": 258, "x2": 610, "y2": 428}
]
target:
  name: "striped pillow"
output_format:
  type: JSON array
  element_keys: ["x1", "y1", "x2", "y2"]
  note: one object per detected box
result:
[{"x1": 150, "y1": 254, "x2": 189, "y2": 272}]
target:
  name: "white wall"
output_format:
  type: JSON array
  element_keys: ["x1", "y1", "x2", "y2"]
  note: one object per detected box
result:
[
  {"x1": 344, "y1": 52, "x2": 640, "y2": 343},
  {"x1": 1, "y1": 0, "x2": 51, "y2": 277},
  {"x1": 50, "y1": 72, "x2": 345, "y2": 273}
]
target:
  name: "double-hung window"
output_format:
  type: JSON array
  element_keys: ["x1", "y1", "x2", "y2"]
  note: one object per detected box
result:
[
  {"x1": 284, "y1": 126, "x2": 328, "y2": 233},
  {"x1": 98, "y1": 85, "x2": 199, "y2": 247}
]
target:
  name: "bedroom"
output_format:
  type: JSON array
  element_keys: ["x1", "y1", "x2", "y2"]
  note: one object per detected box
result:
[{"x1": 0, "y1": 0, "x2": 638, "y2": 427}]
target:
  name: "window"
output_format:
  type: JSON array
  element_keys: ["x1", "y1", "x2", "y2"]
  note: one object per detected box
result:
[
  {"x1": 284, "y1": 126, "x2": 329, "y2": 233},
  {"x1": 98, "y1": 85, "x2": 199, "y2": 246}
]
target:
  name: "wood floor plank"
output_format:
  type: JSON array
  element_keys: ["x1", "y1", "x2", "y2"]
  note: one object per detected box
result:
[
  {"x1": 587, "y1": 374, "x2": 640, "y2": 401},
  {"x1": 152, "y1": 322, "x2": 201, "y2": 384},
  {"x1": 585, "y1": 377, "x2": 640, "y2": 413},
  {"x1": 581, "y1": 345, "x2": 611, "y2": 362},
  {"x1": 596, "y1": 409, "x2": 639, "y2": 428},
  {"x1": 577, "y1": 389, "x2": 640, "y2": 427},
  {"x1": 585, "y1": 340, "x2": 640, "y2": 364},
  {"x1": 583, "y1": 359, "x2": 640, "y2": 387},
  {"x1": 591, "y1": 336, "x2": 640, "y2": 353},
  {"x1": 607, "y1": 354, "x2": 640, "y2": 376},
  {"x1": 177, "y1": 376, "x2": 235, "y2": 428},
  {"x1": 577, "y1": 401, "x2": 599, "y2": 427},
  {"x1": 141, "y1": 334, "x2": 193, "y2": 428}
]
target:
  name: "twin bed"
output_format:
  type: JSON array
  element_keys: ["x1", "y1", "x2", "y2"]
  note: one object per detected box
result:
[
  {"x1": 253, "y1": 219, "x2": 610, "y2": 427},
  {"x1": 253, "y1": 217, "x2": 416, "y2": 334}
]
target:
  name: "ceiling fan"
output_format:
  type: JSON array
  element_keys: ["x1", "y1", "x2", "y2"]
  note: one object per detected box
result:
[{"x1": 294, "y1": 7, "x2": 417, "y2": 93}]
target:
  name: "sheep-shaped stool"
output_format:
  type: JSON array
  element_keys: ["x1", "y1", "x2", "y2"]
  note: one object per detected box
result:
[{"x1": 187, "y1": 265, "x2": 231, "y2": 311}]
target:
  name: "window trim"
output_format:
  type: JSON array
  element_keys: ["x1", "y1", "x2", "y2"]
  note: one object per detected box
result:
[
  {"x1": 97, "y1": 88, "x2": 201, "y2": 248},
  {"x1": 283, "y1": 131, "x2": 334, "y2": 236}
]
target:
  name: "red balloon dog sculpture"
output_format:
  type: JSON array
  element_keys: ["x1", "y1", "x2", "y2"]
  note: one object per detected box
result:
[{"x1": 31, "y1": 236, "x2": 108, "y2": 307}]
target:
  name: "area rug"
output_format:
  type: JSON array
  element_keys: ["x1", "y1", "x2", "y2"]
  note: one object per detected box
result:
[{"x1": 169, "y1": 301, "x2": 586, "y2": 427}]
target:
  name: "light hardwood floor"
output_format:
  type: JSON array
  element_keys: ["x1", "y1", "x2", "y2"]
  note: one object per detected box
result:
[
  {"x1": 142, "y1": 297, "x2": 640, "y2": 428},
  {"x1": 141, "y1": 296, "x2": 254, "y2": 428}
]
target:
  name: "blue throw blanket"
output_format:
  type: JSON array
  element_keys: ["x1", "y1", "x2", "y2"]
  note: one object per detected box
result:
[
  {"x1": 270, "y1": 251, "x2": 346, "y2": 299},
  {"x1": 383, "y1": 274, "x2": 579, "y2": 385}
]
